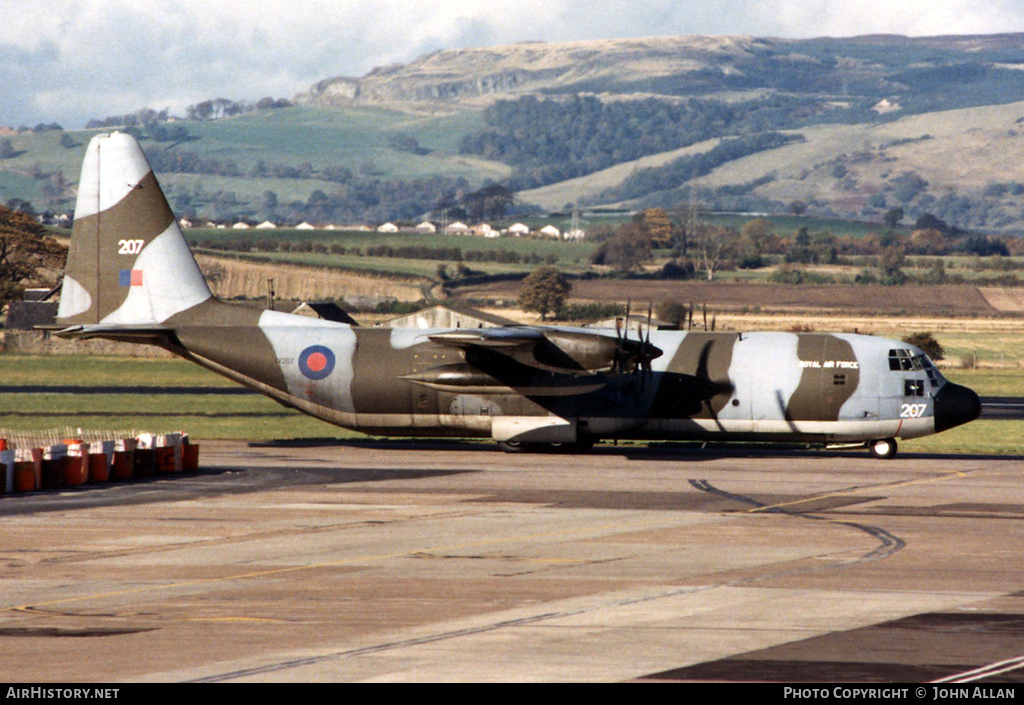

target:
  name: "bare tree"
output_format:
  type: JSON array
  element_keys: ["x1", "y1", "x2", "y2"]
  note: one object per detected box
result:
[{"x1": 0, "y1": 205, "x2": 66, "y2": 314}]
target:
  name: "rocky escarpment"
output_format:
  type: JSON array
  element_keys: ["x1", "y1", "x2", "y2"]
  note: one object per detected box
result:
[{"x1": 293, "y1": 36, "x2": 768, "y2": 107}]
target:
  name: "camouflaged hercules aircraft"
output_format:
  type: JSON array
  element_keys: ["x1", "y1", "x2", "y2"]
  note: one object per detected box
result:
[{"x1": 53, "y1": 132, "x2": 982, "y2": 458}]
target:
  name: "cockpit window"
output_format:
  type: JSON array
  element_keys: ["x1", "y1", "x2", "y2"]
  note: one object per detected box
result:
[
  {"x1": 891, "y1": 348, "x2": 942, "y2": 387},
  {"x1": 889, "y1": 348, "x2": 928, "y2": 372},
  {"x1": 904, "y1": 379, "x2": 925, "y2": 397},
  {"x1": 889, "y1": 349, "x2": 912, "y2": 371}
]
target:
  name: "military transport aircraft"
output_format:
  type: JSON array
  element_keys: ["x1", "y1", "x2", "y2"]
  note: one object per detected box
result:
[{"x1": 52, "y1": 132, "x2": 981, "y2": 458}]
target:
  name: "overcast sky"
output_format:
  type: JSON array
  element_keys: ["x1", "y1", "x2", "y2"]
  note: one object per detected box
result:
[{"x1": 5, "y1": 0, "x2": 1024, "y2": 129}]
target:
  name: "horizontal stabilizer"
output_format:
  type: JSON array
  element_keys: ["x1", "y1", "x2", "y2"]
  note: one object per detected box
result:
[{"x1": 54, "y1": 324, "x2": 177, "y2": 345}]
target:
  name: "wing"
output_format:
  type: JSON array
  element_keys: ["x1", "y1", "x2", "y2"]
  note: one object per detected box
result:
[{"x1": 409, "y1": 326, "x2": 663, "y2": 397}]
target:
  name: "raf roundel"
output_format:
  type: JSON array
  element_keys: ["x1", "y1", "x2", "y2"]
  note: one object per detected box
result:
[{"x1": 298, "y1": 345, "x2": 336, "y2": 381}]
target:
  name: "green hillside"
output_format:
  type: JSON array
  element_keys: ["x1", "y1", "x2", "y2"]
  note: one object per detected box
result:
[
  {"x1": 8, "y1": 34, "x2": 1024, "y2": 232},
  {"x1": 0, "y1": 106, "x2": 509, "y2": 222}
]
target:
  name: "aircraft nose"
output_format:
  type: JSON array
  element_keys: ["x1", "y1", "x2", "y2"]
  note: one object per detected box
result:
[{"x1": 933, "y1": 382, "x2": 982, "y2": 433}]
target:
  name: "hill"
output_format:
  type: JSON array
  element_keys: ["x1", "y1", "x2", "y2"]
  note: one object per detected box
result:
[
  {"x1": 298, "y1": 33, "x2": 1024, "y2": 231},
  {"x1": 8, "y1": 34, "x2": 1024, "y2": 231}
]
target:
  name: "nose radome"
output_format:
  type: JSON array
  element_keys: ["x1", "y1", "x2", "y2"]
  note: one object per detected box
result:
[{"x1": 934, "y1": 382, "x2": 982, "y2": 433}]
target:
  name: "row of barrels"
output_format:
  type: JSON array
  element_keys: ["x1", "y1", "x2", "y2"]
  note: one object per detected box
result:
[{"x1": 0, "y1": 433, "x2": 199, "y2": 494}]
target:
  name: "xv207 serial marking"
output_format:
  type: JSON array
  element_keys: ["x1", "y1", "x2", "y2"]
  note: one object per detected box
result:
[{"x1": 53, "y1": 133, "x2": 981, "y2": 458}]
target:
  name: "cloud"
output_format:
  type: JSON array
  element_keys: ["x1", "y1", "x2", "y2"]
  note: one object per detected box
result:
[
  {"x1": 3, "y1": 0, "x2": 1024, "y2": 128},
  {"x1": 749, "y1": 0, "x2": 1024, "y2": 38}
]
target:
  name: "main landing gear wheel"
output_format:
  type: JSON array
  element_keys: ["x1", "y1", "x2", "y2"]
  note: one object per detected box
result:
[
  {"x1": 498, "y1": 439, "x2": 596, "y2": 454},
  {"x1": 868, "y1": 437, "x2": 898, "y2": 459}
]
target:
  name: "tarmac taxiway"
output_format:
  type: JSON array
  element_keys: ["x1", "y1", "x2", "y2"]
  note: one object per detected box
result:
[{"x1": 1, "y1": 440, "x2": 1023, "y2": 682}]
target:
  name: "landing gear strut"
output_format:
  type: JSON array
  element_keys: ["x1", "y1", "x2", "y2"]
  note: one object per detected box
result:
[{"x1": 868, "y1": 437, "x2": 898, "y2": 459}]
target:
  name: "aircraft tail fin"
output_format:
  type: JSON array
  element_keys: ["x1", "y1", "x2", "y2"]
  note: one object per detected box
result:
[{"x1": 56, "y1": 132, "x2": 212, "y2": 326}]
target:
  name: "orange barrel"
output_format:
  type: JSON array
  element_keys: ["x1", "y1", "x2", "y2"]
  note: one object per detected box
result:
[
  {"x1": 14, "y1": 462, "x2": 36, "y2": 492},
  {"x1": 89, "y1": 440, "x2": 114, "y2": 483},
  {"x1": 1, "y1": 449, "x2": 13, "y2": 494},
  {"x1": 111, "y1": 438, "x2": 136, "y2": 481},
  {"x1": 155, "y1": 433, "x2": 183, "y2": 473},
  {"x1": 64, "y1": 441, "x2": 88, "y2": 486},
  {"x1": 87, "y1": 441, "x2": 110, "y2": 483},
  {"x1": 154, "y1": 446, "x2": 174, "y2": 474},
  {"x1": 182, "y1": 443, "x2": 200, "y2": 473}
]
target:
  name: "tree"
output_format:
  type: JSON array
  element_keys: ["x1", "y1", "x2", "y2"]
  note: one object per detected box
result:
[
  {"x1": 518, "y1": 266, "x2": 571, "y2": 320},
  {"x1": 462, "y1": 183, "x2": 514, "y2": 221},
  {"x1": 738, "y1": 217, "x2": 775, "y2": 267},
  {"x1": 592, "y1": 223, "x2": 652, "y2": 273},
  {"x1": 878, "y1": 245, "x2": 907, "y2": 285},
  {"x1": 883, "y1": 207, "x2": 904, "y2": 228},
  {"x1": 636, "y1": 207, "x2": 673, "y2": 248},
  {"x1": 0, "y1": 205, "x2": 66, "y2": 314},
  {"x1": 695, "y1": 223, "x2": 736, "y2": 281},
  {"x1": 903, "y1": 332, "x2": 945, "y2": 361}
]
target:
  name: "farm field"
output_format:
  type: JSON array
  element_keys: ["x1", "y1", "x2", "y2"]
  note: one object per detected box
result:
[{"x1": 456, "y1": 277, "x2": 1023, "y2": 319}]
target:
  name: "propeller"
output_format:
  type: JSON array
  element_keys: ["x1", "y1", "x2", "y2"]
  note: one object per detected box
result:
[{"x1": 611, "y1": 301, "x2": 662, "y2": 380}]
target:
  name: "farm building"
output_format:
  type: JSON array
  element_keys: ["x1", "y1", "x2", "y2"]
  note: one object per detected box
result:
[{"x1": 380, "y1": 305, "x2": 517, "y2": 330}]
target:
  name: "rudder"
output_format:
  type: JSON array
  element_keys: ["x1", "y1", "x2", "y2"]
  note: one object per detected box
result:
[{"x1": 57, "y1": 132, "x2": 211, "y2": 326}]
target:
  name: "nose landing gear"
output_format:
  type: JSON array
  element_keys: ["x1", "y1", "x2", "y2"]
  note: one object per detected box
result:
[{"x1": 868, "y1": 437, "x2": 898, "y2": 459}]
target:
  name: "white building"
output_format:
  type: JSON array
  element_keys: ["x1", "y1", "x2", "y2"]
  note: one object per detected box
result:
[
  {"x1": 377, "y1": 222, "x2": 399, "y2": 233},
  {"x1": 415, "y1": 221, "x2": 437, "y2": 234},
  {"x1": 539, "y1": 224, "x2": 561, "y2": 239},
  {"x1": 445, "y1": 221, "x2": 470, "y2": 234},
  {"x1": 507, "y1": 222, "x2": 530, "y2": 236},
  {"x1": 256, "y1": 220, "x2": 277, "y2": 229}
]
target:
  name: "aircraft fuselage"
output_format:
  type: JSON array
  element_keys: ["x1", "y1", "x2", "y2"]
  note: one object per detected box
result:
[{"x1": 158, "y1": 301, "x2": 978, "y2": 450}]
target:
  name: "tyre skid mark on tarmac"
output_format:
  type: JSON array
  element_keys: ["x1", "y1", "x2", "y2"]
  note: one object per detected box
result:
[{"x1": 689, "y1": 478, "x2": 905, "y2": 563}]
